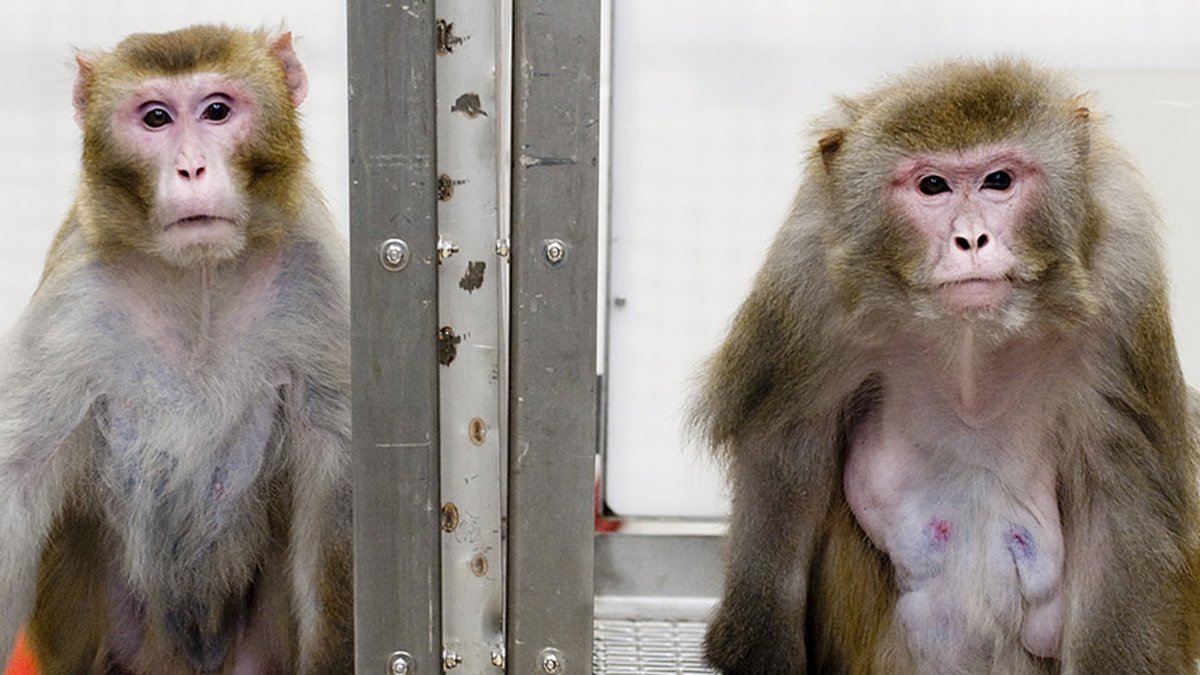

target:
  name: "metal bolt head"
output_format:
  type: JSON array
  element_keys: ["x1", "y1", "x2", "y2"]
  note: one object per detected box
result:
[
  {"x1": 389, "y1": 651, "x2": 414, "y2": 675},
  {"x1": 442, "y1": 650, "x2": 462, "y2": 670},
  {"x1": 380, "y1": 239, "x2": 411, "y2": 272},
  {"x1": 539, "y1": 648, "x2": 563, "y2": 673},
  {"x1": 490, "y1": 648, "x2": 505, "y2": 668},
  {"x1": 437, "y1": 237, "x2": 461, "y2": 262},
  {"x1": 495, "y1": 238, "x2": 511, "y2": 258},
  {"x1": 543, "y1": 239, "x2": 567, "y2": 265}
]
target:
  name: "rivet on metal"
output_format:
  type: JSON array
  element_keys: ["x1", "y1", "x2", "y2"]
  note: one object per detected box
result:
[
  {"x1": 495, "y1": 238, "x2": 511, "y2": 258},
  {"x1": 442, "y1": 650, "x2": 463, "y2": 670},
  {"x1": 441, "y1": 502, "x2": 460, "y2": 532},
  {"x1": 543, "y1": 239, "x2": 567, "y2": 265},
  {"x1": 389, "y1": 651, "x2": 415, "y2": 675},
  {"x1": 613, "y1": 296, "x2": 627, "y2": 307},
  {"x1": 380, "y1": 239, "x2": 411, "y2": 272},
  {"x1": 468, "y1": 418, "x2": 488, "y2": 446},
  {"x1": 470, "y1": 553, "x2": 489, "y2": 577},
  {"x1": 539, "y1": 648, "x2": 563, "y2": 673},
  {"x1": 490, "y1": 647, "x2": 505, "y2": 668},
  {"x1": 437, "y1": 237, "x2": 461, "y2": 262}
]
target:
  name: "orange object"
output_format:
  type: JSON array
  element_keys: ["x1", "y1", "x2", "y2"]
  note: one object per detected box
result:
[{"x1": 3, "y1": 631, "x2": 37, "y2": 675}]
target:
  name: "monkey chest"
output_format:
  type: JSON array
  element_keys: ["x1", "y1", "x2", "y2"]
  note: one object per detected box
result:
[
  {"x1": 841, "y1": 400, "x2": 1065, "y2": 665},
  {"x1": 93, "y1": 355, "x2": 286, "y2": 557}
]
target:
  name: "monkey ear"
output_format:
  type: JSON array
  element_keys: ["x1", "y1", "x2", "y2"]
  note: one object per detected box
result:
[
  {"x1": 73, "y1": 52, "x2": 97, "y2": 129},
  {"x1": 1068, "y1": 94, "x2": 1093, "y2": 122},
  {"x1": 817, "y1": 129, "x2": 847, "y2": 167},
  {"x1": 270, "y1": 31, "x2": 309, "y2": 108}
]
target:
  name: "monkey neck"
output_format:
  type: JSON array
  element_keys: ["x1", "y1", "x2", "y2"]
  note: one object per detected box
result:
[
  {"x1": 942, "y1": 324, "x2": 1065, "y2": 429},
  {"x1": 197, "y1": 260, "x2": 213, "y2": 343},
  {"x1": 954, "y1": 325, "x2": 980, "y2": 419}
]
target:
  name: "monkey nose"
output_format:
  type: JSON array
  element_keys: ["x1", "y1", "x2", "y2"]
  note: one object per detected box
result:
[
  {"x1": 177, "y1": 165, "x2": 207, "y2": 180},
  {"x1": 953, "y1": 233, "x2": 990, "y2": 251}
]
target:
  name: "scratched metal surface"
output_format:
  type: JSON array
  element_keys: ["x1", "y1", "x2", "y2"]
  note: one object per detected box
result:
[
  {"x1": 348, "y1": 0, "x2": 443, "y2": 672},
  {"x1": 507, "y1": 0, "x2": 603, "y2": 671}
]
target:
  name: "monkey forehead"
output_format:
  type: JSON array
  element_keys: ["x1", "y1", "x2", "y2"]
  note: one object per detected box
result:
[
  {"x1": 889, "y1": 144, "x2": 1043, "y2": 185},
  {"x1": 871, "y1": 60, "x2": 1074, "y2": 152},
  {"x1": 117, "y1": 73, "x2": 255, "y2": 113},
  {"x1": 87, "y1": 26, "x2": 293, "y2": 113}
]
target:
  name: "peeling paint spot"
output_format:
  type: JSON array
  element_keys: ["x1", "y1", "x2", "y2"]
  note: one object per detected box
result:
[
  {"x1": 439, "y1": 326, "x2": 462, "y2": 366},
  {"x1": 451, "y1": 93, "x2": 488, "y2": 118},
  {"x1": 459, "y1": 261, "x2": 486, "y2": 293},
  {"x1": 518, "y1": 154, "x2": 577, "y2": 168}
]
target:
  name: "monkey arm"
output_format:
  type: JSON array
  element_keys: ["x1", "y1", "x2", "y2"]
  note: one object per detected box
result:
[
  {"x1": 0, "y1": 287, "x2": 98, "y2": 665},
  {"x1": 696, "y1": 220, "x2": 869, "y2": 673},
  {"x1": 285, "y1": 379, "x2": 352, "y2": 675}
]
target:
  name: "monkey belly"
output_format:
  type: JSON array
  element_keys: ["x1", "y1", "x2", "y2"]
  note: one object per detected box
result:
[
  {"x1": 842, "y1": 407, "x2": 1065, "y2": 666},
  {"x1": 94, "y1": 390, "x2": 283, "y2": 672}
]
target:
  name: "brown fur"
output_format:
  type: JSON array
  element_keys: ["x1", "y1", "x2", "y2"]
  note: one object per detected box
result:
[
  {"x1": 693, "y1": 59, "x2": 1200, "y2": 673},
  {"x1": 0, "y1": 25, "x2": 351, "y2": 674}
]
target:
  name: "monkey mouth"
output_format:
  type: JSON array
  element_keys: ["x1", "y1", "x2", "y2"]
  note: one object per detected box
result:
[
  {"x1": 166, "y1": 215, "x2": 238, "y2": 230},
  {"x1": 937, "y1": 276, "x2": 1012, "y2": 310}
]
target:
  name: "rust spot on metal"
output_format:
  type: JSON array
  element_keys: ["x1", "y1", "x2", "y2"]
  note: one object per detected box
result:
[
  {"x1": 437, "y1": 173, "x2": 455, "y2": 201},
  {"x1": 451, "y1": 93, "x2": 488, "y2": 118},
  {"x1": 441, "y1": 503, "x2": 460, "y2": 532},
  {"x1": 438, "y1": 326, "x2": 462, "y2": 366},
  {"x1": 471, "y1": 553, "x2": 489, "y2": 577},
  {"x1": 469, "y1": 417, "x2": 487, "y2": 446},
  {"x1": 436, "y1": 20, "x2": 467, "y2": 55},
  {"x1": 459, "y1": 261, "x2": 486, "y2": 293}
]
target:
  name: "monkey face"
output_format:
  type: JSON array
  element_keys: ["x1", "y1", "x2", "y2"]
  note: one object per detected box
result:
[
  {"x1": 109, "y1": 73, "x2": 254, "y2": 266},
  {"x1": 887, "y1": 143, "x2": 1041, "y2": 313}
]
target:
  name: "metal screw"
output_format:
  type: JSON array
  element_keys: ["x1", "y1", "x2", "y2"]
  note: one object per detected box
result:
[
  {"x1": 495, "y1": 238, "x2": 511, "y2": 258},
  {"x1": 437, "y1": 237, "x2": 461, "y2": 262},
  {"x1": 613, "y1": 296, "x2": 627, "y2": 307},
  {"x1": 539, "y1": 648, "x2": 563, "y2": 673},
  {"x1": 490, "y1": 647, "x2": 505, "y2": 668},
  {"x1": 380, "y1": 239, "x2": 410, "y2": 272},
  {"x1": 389, "y1": 651, "x2": 415, "y2": 675},
  {"x1": 543, "y1": 239, "x2": 567, "y2": 265},
  {"x1": 442, "y1": 650, "x2": 462, "y2": 670}
]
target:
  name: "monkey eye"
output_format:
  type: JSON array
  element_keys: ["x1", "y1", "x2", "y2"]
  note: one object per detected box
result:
[
  {"x1": 918, "y1": 175, "x2": 951, "y2": 196},
  {"x1": 982, "y1": 170, "x2": 1013, "y2": 191},
  {"x1": 142, "y1": 107, "x2": 173, "y2": 129},
  {"x1": 202, "y1": 101, "x2": 231, "y2": 123}
]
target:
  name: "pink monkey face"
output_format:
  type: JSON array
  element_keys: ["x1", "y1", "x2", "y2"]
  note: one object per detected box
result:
[
  {"x1": 111, "y1": 73, "x2": 257, "y2": 265},
  {"x1": 888, "y1": 144, "x2": 1043, "y2": 312}
]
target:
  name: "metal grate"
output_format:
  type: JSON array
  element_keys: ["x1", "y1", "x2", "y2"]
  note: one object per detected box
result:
[{"x1": 593, "y1": 618, "x2": 715, "y2": 674}]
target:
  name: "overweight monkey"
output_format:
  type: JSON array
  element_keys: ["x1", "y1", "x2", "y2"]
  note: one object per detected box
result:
[
  {"x1": 0, "y1": 26, "x2": 351, "y2": 673},
  {"x1": 693, "y1": 60, "x2": 1200, "y2": 674}
]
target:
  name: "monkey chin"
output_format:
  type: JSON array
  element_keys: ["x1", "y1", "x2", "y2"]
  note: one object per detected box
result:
[
  {"x1": 153, "y1": 216, "x2": 247, "y2": 267},
  {"x1": 938, "y1": 278, "x2": 1012, "y2": 312}
]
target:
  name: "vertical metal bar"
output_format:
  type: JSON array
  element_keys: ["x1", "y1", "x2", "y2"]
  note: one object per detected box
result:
[
  {"x1": 507, "y1": 0, "x2": 601, "y2": 672},
  {"x1": 347, "y1": 1, "x2": 442, "y2": 673},
  {"x1": 435, "y1": 0, "x2": 508, "y2": 670}
]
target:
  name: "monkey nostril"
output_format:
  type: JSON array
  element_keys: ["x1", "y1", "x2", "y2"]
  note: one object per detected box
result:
[
  {"x1": 195, "y1": 167, "x2": 206, "y2": 178},
  {"x1": 977, "y1": 234, "x2": 989, "y2": 248},
  {"x1": 954, "y1": 236, "x2": 972, "y2": 251}
]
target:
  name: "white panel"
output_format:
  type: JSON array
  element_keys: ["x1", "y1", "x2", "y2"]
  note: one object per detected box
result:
[
  {"x1": 0, "y1": 3, "x2": 349, "y2": 334},
  {"x1": 605, "y1": 0, "x2": 1200, "y2": 518}
]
